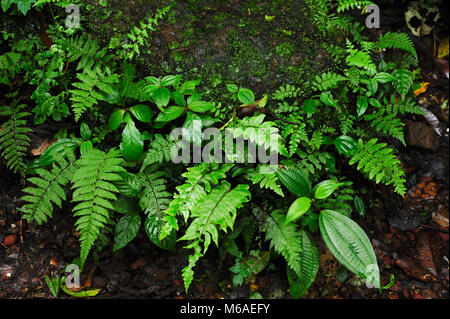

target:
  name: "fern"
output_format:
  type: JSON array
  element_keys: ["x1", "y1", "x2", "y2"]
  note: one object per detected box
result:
[
  {"x1": 364, "y1": 110, "x2": 405, "y2": 145},
  {"x1": 312, "y1": 72, "x2": 347, "y2": 91},
  {"x1": 231, "y1": 114, "x2": 280, "y2": 154},
  {"x1": 0, "y1": 103, "x2": 32, "y2": 176},
  {"x1": 272, "y1": 84, "x2": 301, "y2": 101},
  {"x1": 376, "y1": 32, "x2": 418, "y2": 61},
  {"x1": 0, "y1": 52, "x2": 22, "y2": 86},
  {"x1": 346, "y1": 46, "x2": 376, "y2": 75},
  {"x1": 161, "y1": 163, "x2": 233, "y2": 239},
  {"x1": 70, "y1": 65, "x2": 119, "y2": 121},
  {"x1": 336, "y1": 0, "x2": 374, "y2": 13},
  {"x1": 349, "y1": 138, "x2": 406, "y2": 195},
  {"x1": 383, "y1": 95, "x2": 424, "y2": 115},
  {"x1": 264, "y1": 210, "x2": 303, "y2": 278},
  {"x1": 141, "y1": 134, "x2": 174, "y2": 172},
  {"x1": 58, "y1": 34, "x2": 111, "y2": 71},
  {"x1": 391, "y1": 68, "x2": 413, "y2": 97},
  {"x1": 179, "y1": 181, "x2": 251, "y2": 291},
  {"x1": 138, "y1": 166, "x2": 173, "y2": 249},
  {"x1": 245, "y1": 165, "x2": 284, "y2": 197},
  {"x1": 20, "y1": 148, "x2": 77, "y2": 224},
  {"x1": 71, "y1": 148, "x2": 125, "y2": 268}
]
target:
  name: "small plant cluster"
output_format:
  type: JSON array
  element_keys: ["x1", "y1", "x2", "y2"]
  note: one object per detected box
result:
[{"x1": 0, "y1": 0, "x2": 423, "y2": 296}]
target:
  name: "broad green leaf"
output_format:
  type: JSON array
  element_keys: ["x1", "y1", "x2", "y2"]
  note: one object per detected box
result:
[
  {"x1": 183, "y1": 112, "x2": 203, "y2": 145},
  {"x1": 302, "y1": 99, "x2": 318, "y2": 115},
  {"x1": 188, "y1": 100, "x2": 215, "y2": 113},
  {"x1": 152, "y1": 87, "x2": 171, "y2": 110},
  {"x1": 319, "y1": 210, "x2": 380, "y2": 288},
  {"x1": 374, "y1": 72, "x2": 394, "y2": 83},
  {"x1": 178, "y1": 80, "x2": 200, "y2": 95},
  {"x1": 238, "y1": 88, "x2": 255, "y2": 104},
  {"x1": 161, "y1": 75, "x2": 181, "y2": 87},
  {"x1": 276, "y1": 167, "x2": 311, "y2": 197},
  {"x1": 356, "y1": 96, "x2": 368, "y2": 117},
  {"x1": 61, "y1": 285, "x2": 101, "y2": 297},
  {"x1": 108, "y1": 109, "x2": 125, "y2": 131},
  {"x1": 286, "y1": 197, "x2": 311, "y2": 224},
  {"x1": 354, "y1": 195, "x2": 365, "y2": 217},
  {"x1": 129, "y1": 104, "x2": 153, "y2": 123},
  {"x1": 319, "y1": 91, "x2": 337, "y2": 107},
  {"x1": 144, "y1": 213, "x2": 176, "y2": 250},
  {"x1": 155, "y1": 106, "x2": 185, "y2": 123},
  {"x1": 172, "y1": 91, "x2": 186, "y2": 107},
  {"x1": 80, "y1": 122, "x2": 91, "y2": 140},
  {"x1": 121, "y1": 119, "x2": 144, "y2": 162},
  {"x1": 113, "y1": 211, "x2": 141, "y2": 252},
  {"x1": 314, "y1": 180, "x2": 341, "y2": 200},
  {"x1": 80, "y1": 141, "x2": 93, "y2": 156},
  {"x1": 226, "y1": 84, "x2": 238, "y2": 93},
  {"x1": 334, "y1": 135, "x2": 357, "y2": 156}
]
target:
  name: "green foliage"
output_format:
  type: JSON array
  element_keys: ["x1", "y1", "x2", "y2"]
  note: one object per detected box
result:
[
  {"x1": 376, "y1": 32, "x2": 417, "y2": 62},
  {"x1": 349, "y1": 138, "x2": 406, "y2": 196},
  {"x1": 0, "y1": 103, "x2": 32, "y2": 176},
  {"x1": 71, "y1": 148, "x2": 125, "y2": 268},
  {"x1": 179, "y1": 182, "x2": 251, "y2": 291},
  {"x1": 70, "y1": 65, "x2": 119, "y2": 121},
  {"x1": 20, "y1": 149, "x2": 77, "y2": 224}
]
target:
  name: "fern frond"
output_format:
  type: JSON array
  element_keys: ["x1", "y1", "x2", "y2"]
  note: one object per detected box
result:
[
  {"x1": 264, "y1": 210, "x2": 303, "y2": 277},
  {"x1": 349, "y1": 138, "x2": 406, "y2": 195},
  {"x1": 312, "y1": 72, "x2": 347, "y2": 91},
  {"x1": 71, "y1": 148, "x2": 125, "y2": 267},
  {"x1": 245, "y1": 165, "x2": 284, "y2": 197},
  {"x1": 383, "y1": 95, "x2": 424, "y2": 115},
  {"x1": 20, "y1": 148, "x2": 77, "y2": 224},
  {"x1": 336, "y1": 0, "x2": 374, "y2": 13},
  {"x1": 179, "y1": 182, "x2": 251, "y2": 291},
  {"x1": 376, "y1": 32, "x2": 417, "y2": 61},
  {"x1": 141, "y1": 134, "x2": 174, "y2": 172},
  {"x1": 364, "y1": 110, "x2": 405, "y2": 145},
  {"x1": 272, "y1": 84, "x2": 301, "y2": 101},
  {"x1": 160, "y1": 163, "x2": 233, "y2": 239},
  {"x1": 0, "y1": 104, "x2": 32, "y2": 176},
  {"x1": 70, "y1": 66, "x2": 119, "y2": 121},
  {"x1": 58, "y1": 34, "x2": 111, "y2": 71}
]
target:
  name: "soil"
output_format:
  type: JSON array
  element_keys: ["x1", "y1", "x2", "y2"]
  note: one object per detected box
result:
[{"x1": 0, "y1": 0, "x2": 449, "y2": 299}]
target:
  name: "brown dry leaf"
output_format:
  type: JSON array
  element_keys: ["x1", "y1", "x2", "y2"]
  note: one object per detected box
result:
[
  {"x1": 438, "y1": 37, "x2": 449, "y2": 58},
  {"x1": 432, "y1": 205, "x2": 449, "y2": 228},
  {"x1": 395, "y1": 259, "x2": 437, "y2": 282},
  {"x1": 416, "y1": 230, "x2": 443, "y2": 277},
  {"x1": 31, "y1": 139, "x2": 52, "y2": 156}
]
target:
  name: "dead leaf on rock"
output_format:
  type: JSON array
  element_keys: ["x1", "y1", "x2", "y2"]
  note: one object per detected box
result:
[
  {"x1": 31, "y1": 139, "x2": 52, "y2": 156},
  {"x1": 395, "y1": 259, "x2": 437, "y2": 282},
  {"x1": 432, "y1": 205, "x2": 449, "y2": 228},
  {"x1": 416, "y1": 230, "x2": 443, "y2": 277}
]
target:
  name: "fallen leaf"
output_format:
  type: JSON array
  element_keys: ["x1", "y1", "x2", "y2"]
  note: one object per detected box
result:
[
  {"x1": 31, "y1": 139, "x2": 52, "y2": 156},
  {"x1": 438, "y1": 37, "x2": 449, "y2": 58},
  {"x1": 395, "y1": 259, "x2": 437, "y2": 282},
  {"x1": 432, "y1": 205, "x2": 449, "y2": 228},
  {"x1": 3, "y1": 234, "x2": 17, "y2": 246},
  {"x1": 416, "y1": 230, "x2": 443, "y2": 277},
  {"x1": 414, "y1": 82, "x2": 430, "y2": 96}
]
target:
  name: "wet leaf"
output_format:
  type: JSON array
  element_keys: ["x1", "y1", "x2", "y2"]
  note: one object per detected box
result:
[
  {"x1": 121, "y1": 119, "x2": 144, "y2": 161},
  {"x1": 114, "y1": 211, "x2": 141, "y2": 252},
  {"x1": 438, "y1": 37, "x2": 449, "y2": 58},
  {"x1": 416, "y1": 230, "x2": 442, "y2": 277}
]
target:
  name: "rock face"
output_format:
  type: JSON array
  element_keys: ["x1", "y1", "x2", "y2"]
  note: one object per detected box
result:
[
  {"x1": 101, "y1": 0, "x2": 335, "y2": 96},
  {"x1": 406, "y1": 121, "x2": 440, "y2": 151}
]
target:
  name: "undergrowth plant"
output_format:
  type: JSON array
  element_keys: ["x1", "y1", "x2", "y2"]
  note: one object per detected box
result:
[{"x1": 0, "y1": 0, "x2": 425, "y2": 297}]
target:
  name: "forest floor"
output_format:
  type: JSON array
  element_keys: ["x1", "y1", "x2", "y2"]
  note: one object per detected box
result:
[{"x1": 0, "y1": 0, "x2": 449, "y2": 299}]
